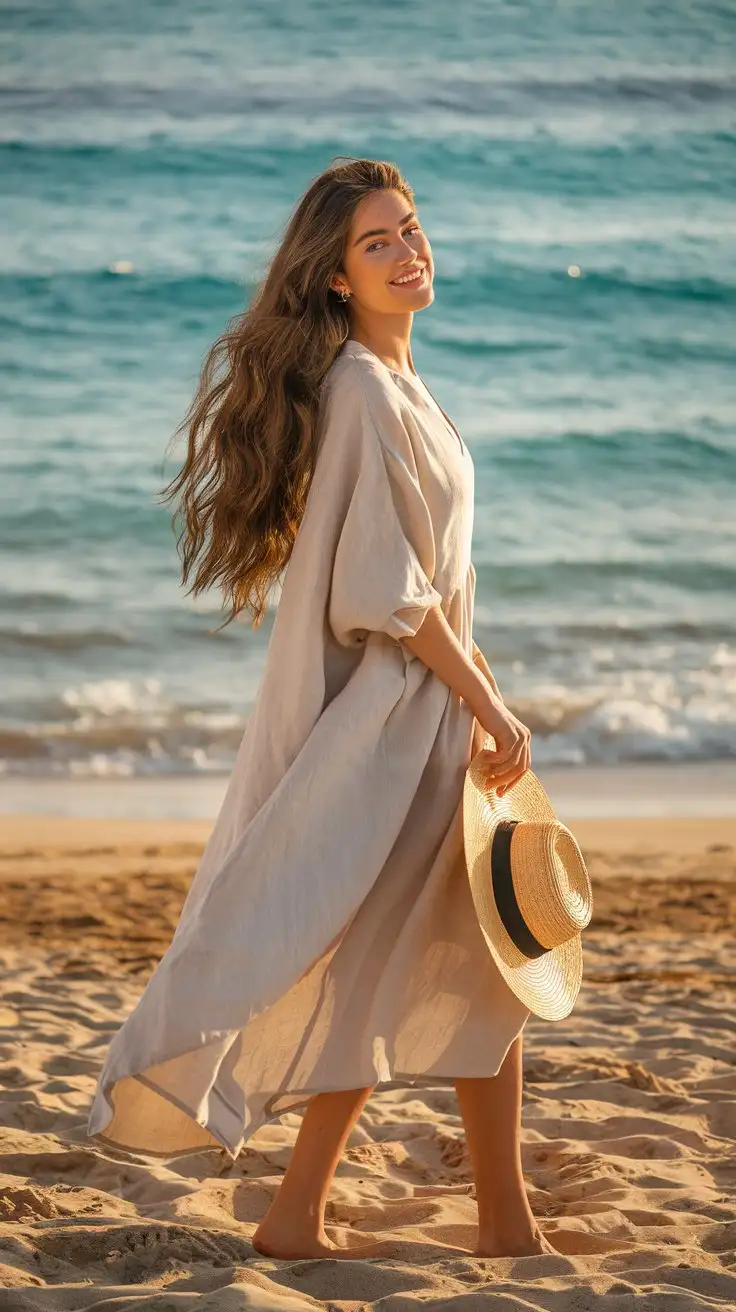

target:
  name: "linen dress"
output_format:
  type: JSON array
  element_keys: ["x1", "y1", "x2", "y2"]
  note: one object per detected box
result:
[{"x1": 86, "y1": 338, "x2": 530, "y2": 1160}]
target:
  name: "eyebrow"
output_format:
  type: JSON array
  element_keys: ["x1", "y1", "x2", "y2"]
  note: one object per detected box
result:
[{"x1": 352, "y1": 210, "x2": 417, "y2": 247}]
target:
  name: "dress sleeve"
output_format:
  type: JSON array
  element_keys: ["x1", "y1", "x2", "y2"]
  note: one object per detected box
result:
[{"x1": 326, "y1": 358, "x2": 443, "y2": 648}]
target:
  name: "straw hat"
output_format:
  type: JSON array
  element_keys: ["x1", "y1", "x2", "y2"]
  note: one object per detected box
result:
[{"x1": 463, "y1": 738, "x2": 593, "y2": 1020}]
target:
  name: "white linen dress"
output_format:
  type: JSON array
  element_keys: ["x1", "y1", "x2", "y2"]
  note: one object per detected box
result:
[{"x1": 86, "y1": 338, "x2": 530, "y2": 1160}]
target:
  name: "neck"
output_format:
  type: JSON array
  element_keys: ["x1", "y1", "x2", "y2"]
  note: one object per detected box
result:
[{"x1": 346, "y1": 314, "x2": 416, "y2": 377}]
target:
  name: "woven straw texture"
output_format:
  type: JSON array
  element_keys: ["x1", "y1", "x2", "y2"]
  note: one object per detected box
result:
[{"x1": 463, "y1": 741, "x2": 593, "y2": 1021}]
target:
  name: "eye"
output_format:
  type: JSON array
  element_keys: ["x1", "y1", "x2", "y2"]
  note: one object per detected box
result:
[{"x1": 366, "y1": 224, "x2": 423, "y2": 253}]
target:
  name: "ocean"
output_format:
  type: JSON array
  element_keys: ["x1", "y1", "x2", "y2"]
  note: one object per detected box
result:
[{"x1": 2, "y1": 1, "x2": 735, "y2": 782}]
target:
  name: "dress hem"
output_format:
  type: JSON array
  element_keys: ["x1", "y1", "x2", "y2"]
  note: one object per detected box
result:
[{"x1": 87, "y1": 1021, "x2": 528, "y2": 1163}]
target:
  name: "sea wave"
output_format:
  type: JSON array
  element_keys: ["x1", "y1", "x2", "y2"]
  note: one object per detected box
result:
[
  {"x1": 0, "y1": 627, "x2": 134, "y2": 654},
  {"x1": 3, "y1": 263, "x2": 735, "y2": 304},
  {"x1": 2, "y1": 0, "x2": 734, "y2": 781},
  {"x1": 1, "y1": 666, "x2": 734, "y2": 777},
  {"x1": 3, "y1": 69, "x2": 735, "y2": 121}
]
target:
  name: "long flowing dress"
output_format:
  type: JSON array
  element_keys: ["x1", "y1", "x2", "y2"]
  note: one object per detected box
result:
[{"x1": 86, "y1": 337, "x2": 530, "y2": 1160}]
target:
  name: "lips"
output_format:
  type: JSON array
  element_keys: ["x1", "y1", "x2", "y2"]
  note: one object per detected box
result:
[{"x1": 389, "y1": 266, "x2": 427, "y2": 287}]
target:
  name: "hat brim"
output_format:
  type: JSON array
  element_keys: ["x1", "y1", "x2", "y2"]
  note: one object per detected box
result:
[{"x1": 463, "y1": 749, "x2": 584, "y2": 1021}]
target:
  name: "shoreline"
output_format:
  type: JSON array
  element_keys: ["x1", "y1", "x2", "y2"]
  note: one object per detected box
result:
[
  {"x1": 1, "y1": 811, "x2": 735, "y2": 857},
  {"x1": 1, "y1": 758, "x2": 735, "y2": 821}
]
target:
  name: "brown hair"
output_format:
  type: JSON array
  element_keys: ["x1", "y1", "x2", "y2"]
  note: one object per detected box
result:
[{"x1": 159, "y1": 155, "x2": 413, "y2": 631}]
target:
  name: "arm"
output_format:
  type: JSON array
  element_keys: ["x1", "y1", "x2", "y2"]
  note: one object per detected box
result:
[
  {"x1": 400, "y1": 605, "x2": 500, "y2": 721},
  {"x1": 471, "y1": 638, "x2": 503, "y2": 699},
  {"x1": 402, "y1": 608, "x2": 529, "y2": 795}
]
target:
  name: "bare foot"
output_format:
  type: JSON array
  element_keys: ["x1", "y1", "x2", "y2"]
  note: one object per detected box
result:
[
  {"x1": 474, "y1": 1225, "x2": 557, "y2": 1258},
  {"x1": 252, "y1": 1223, "x2": 395, "y2": 1261}
]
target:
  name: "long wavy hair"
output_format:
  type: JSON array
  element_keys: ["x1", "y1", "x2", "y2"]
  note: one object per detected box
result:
[{"x1": 159, "y1": 156, "x2": 414, "y2": 632}]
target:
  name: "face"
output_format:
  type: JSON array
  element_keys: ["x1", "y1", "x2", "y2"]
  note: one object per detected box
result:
[{"x1": 333, "y1": 189, "x2": 434, "y2": 315}]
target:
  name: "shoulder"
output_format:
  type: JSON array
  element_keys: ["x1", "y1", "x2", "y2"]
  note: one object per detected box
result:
[
  {"x1": 319, "y1": 348, "x2": 412, "y2": 456},
  {"x1": 322, "y1": 346, "x2": 394, "y2": 403}
]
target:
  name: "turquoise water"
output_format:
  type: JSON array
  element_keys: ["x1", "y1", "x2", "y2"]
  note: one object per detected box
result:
[{"x1": 2, "y1": 2, "x2": 735, "y2": 777}]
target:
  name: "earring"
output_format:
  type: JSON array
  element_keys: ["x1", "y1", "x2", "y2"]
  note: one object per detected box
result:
[{"x1": 337, "y1": 287, "x2": 351, "y2": 302}]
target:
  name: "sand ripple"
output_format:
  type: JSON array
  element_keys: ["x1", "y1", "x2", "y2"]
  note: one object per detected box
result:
[{"x1": 0, "y1": 818, "x2": 734, "y2": 1308}]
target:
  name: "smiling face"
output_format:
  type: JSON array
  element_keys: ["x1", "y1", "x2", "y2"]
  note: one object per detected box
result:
[{"x1": 332, "y1": 188, "x2": 434, "y2": 317}]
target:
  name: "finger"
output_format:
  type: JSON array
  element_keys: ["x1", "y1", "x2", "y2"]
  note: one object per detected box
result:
[
  {"x1": 480, "y1": 757, "x2": 525, "y2": 794},
  {"x1": 486, "y1": 741, "x2": 525, "y2": 772},
  {"x1": 479, "y1": 738, "x2": 519, "y2": 765},
  {"x1": 497, "y1": 754, "x2": 532, "y2": 796},
  {"x1": 483, "y1": 744, "x2": 530, "y2": 794}
]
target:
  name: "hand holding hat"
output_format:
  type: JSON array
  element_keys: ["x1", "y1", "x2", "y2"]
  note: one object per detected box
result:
[
  {"x1": 470, "y1": 641, "x2": 532, "y2": 797},
  {"x1": 463, "y1": 737, "x2": 593, "y2": 1021}
]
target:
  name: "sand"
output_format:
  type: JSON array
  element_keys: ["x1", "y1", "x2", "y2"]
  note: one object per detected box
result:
[{"x1": 0, "y1": 810, "x2": 734, "y2": 1310}]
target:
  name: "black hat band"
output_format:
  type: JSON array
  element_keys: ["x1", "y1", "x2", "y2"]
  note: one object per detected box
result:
[{"x1": 491, "y1": 819, "x2": 548, "y2": 960}]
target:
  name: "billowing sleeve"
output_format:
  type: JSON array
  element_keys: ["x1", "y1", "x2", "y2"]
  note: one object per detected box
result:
[{"x1": 326, "y1": 358, "x2": 443, "y2": 648}]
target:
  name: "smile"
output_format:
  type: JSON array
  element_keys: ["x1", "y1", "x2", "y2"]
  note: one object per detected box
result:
[{"x1": 389, "y1": 266, "x2": 427, "y2": 287}]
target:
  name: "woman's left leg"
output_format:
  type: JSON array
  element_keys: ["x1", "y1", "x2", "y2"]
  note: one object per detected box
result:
[{"x1": 455, "y1": 1033, "x2": 556, "y2": 1257}]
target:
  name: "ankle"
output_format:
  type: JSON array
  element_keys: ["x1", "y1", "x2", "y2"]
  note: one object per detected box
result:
[
  {"x1": 477, "y1": 1196, "x2": 536, "y2": 1234},
  {"x1": 261, "y1": 1191, "x2": 326, "y2": 1231},
  {"x1": 478, "y1": 1213, "x2": 539, "y2": 1243}
]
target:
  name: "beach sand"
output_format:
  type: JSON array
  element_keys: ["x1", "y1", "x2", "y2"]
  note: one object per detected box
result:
[{"x1": 0, "y1": 808, "x2": 734, "y2": 1309}]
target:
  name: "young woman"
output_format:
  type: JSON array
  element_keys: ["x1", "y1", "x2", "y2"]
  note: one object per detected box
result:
[{"x1": 87, "y1": 156, "x2": 548, "y2": 1261}]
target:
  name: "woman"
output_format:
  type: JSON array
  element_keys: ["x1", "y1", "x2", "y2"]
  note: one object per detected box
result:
[{"x1": 87, "y1": 156, "x2": 546, "y2": 1261}]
